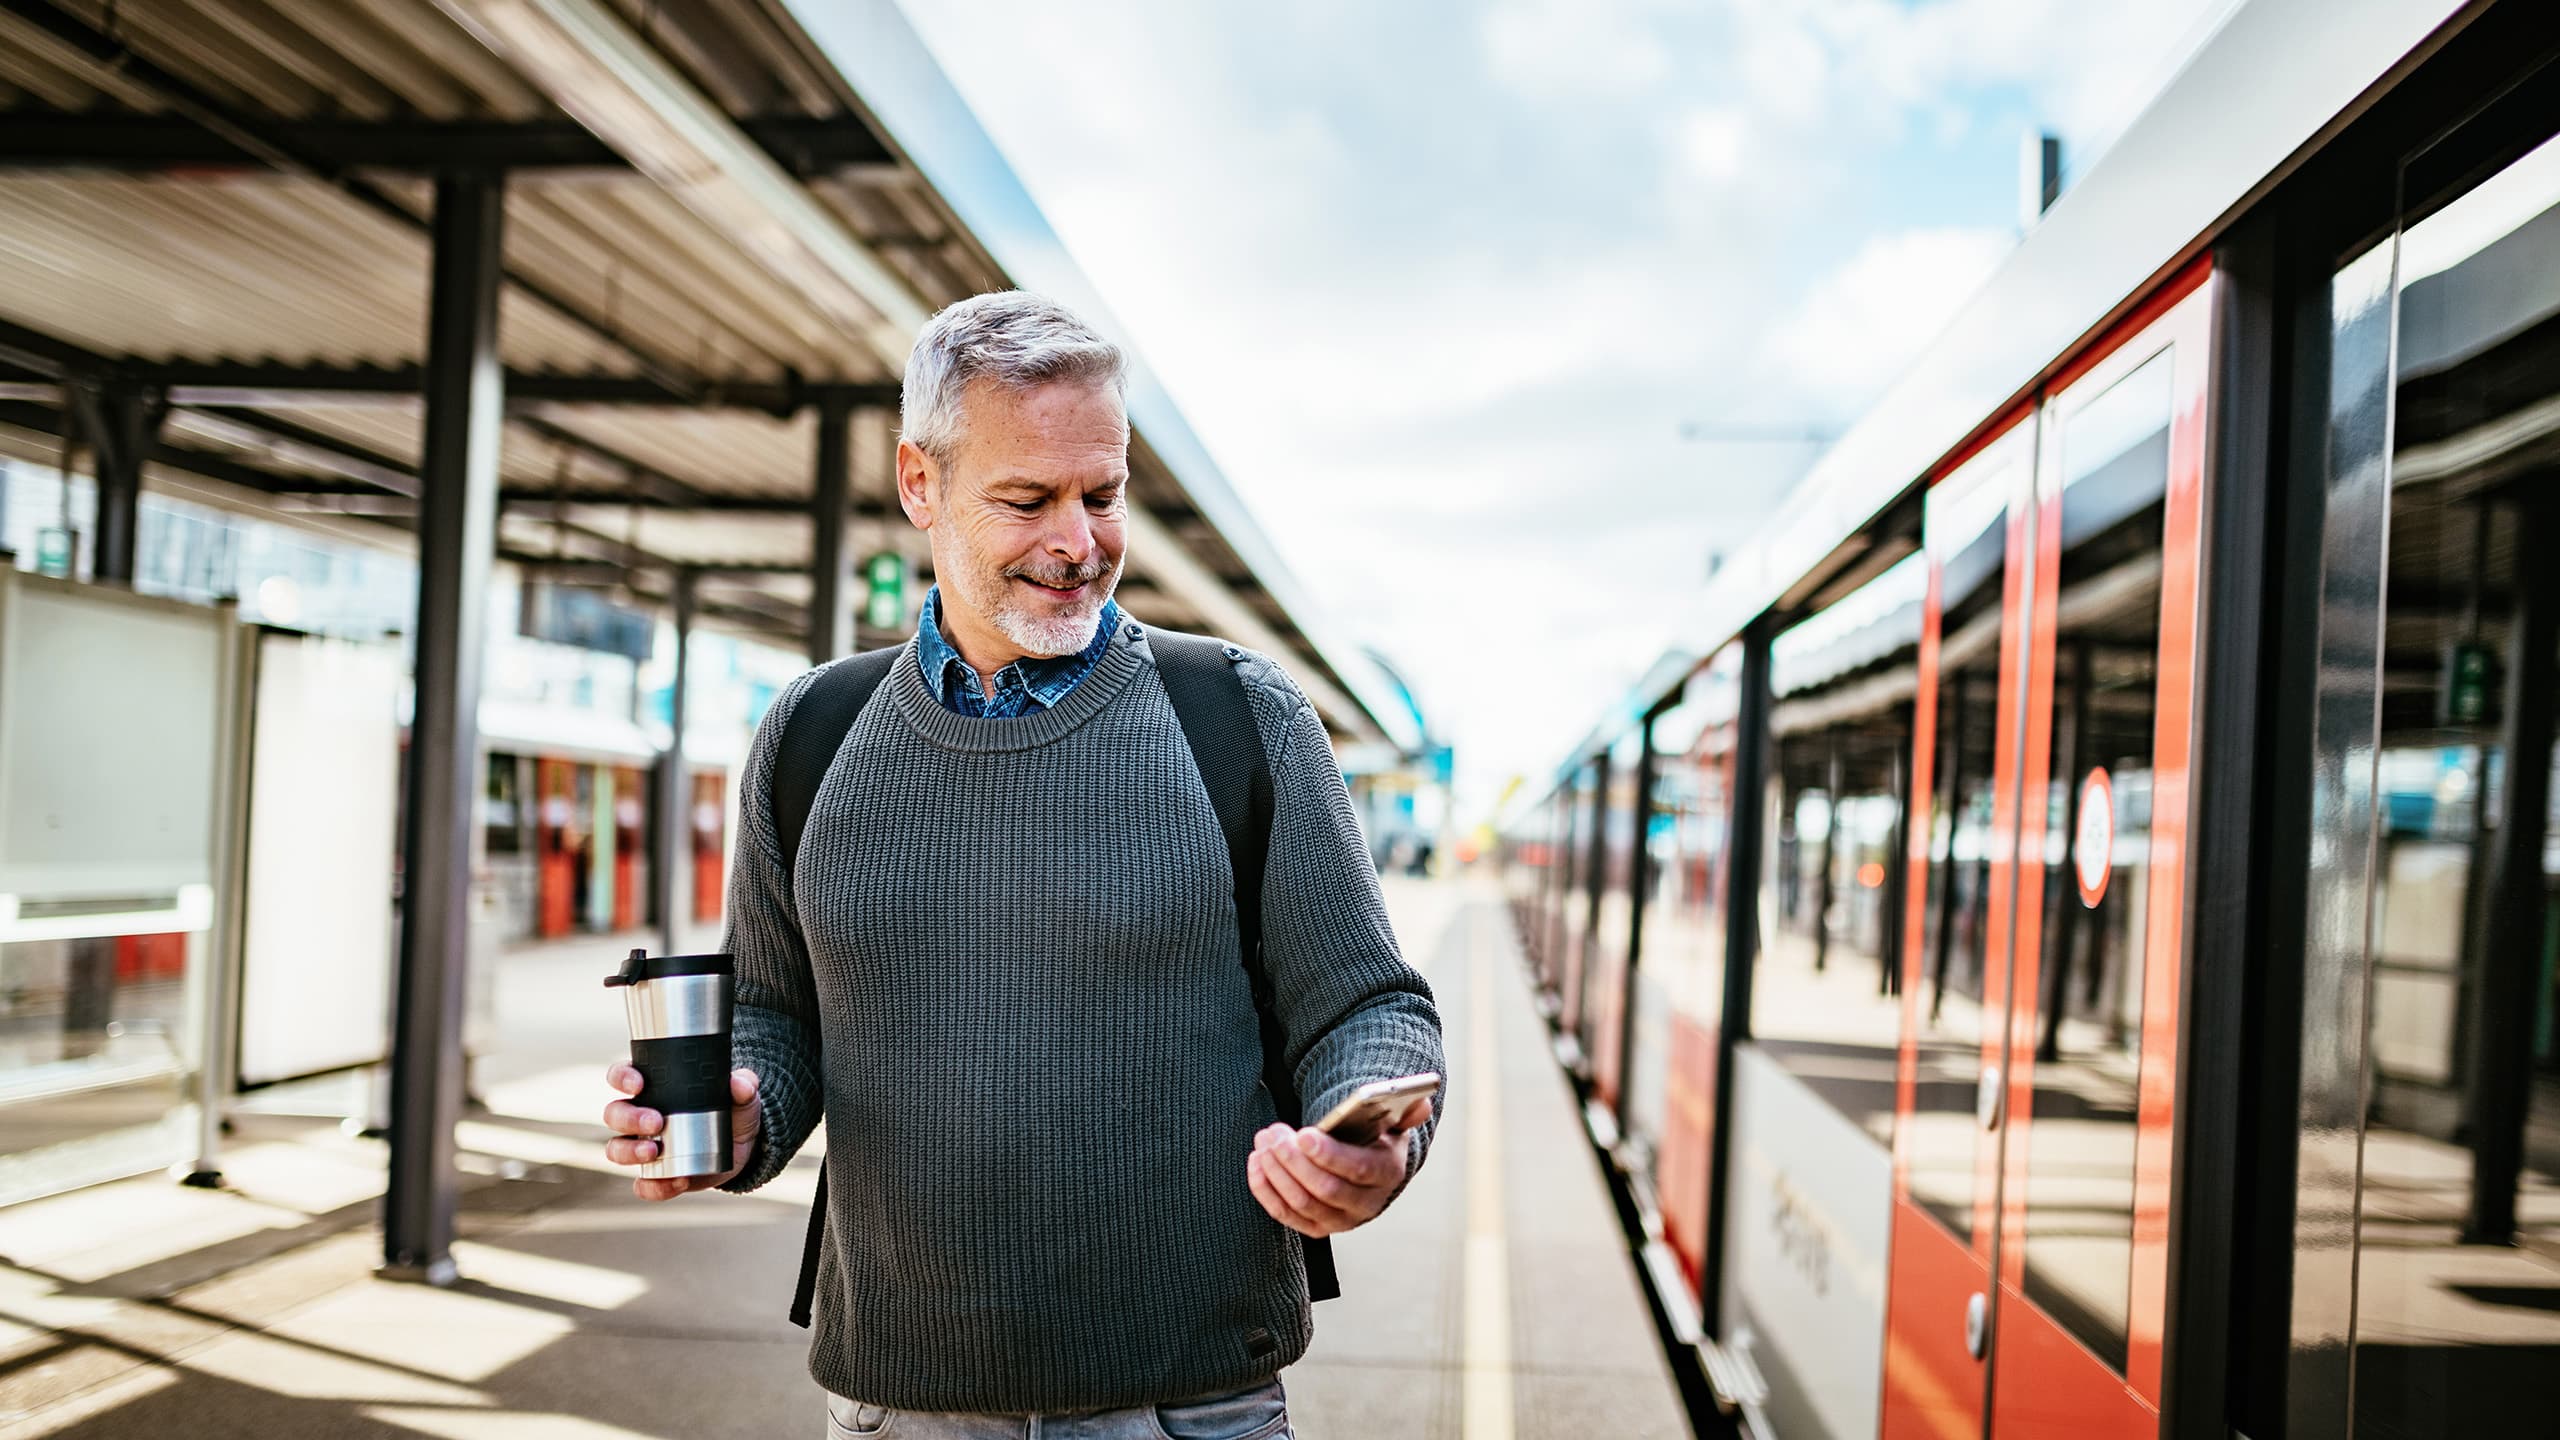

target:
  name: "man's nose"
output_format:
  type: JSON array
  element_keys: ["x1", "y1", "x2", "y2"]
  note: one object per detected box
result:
[{"x1": 1045, "y1": 505, "x2": 1093, "y2": 561}]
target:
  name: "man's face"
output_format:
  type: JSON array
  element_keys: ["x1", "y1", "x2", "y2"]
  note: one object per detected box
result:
[{"x1": 897, "y1": 378, "x2": 1130, "y2": 660}]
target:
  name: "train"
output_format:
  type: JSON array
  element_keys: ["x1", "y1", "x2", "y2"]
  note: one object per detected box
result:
[{"x1": 1497, "y1": 3, "x2": 2560, "y2": 1438}]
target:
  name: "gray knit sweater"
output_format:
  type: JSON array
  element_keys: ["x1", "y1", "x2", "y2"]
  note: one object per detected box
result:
[{"x1": 715, "y1": 616, "x2": 1445, "y2": 1413}]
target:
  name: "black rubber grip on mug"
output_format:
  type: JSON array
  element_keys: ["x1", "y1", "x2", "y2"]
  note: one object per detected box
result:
[{"x1": 631, "y1": 1034, "x2": 733, "y2": 1115}]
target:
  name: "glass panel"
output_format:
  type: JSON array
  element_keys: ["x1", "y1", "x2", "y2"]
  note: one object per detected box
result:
[
  {"x1": 1754, "y1": 553, "x2": 1926, "y2": 1147},
  {"x1": 1555, "y1": 761, "x2": 1599, "y2": 1009},
  {"x1": 1626, "y1": 647, "x2": 1742, "y2": 1284},
  {"x1": 1909, "y1": 436, "x2": 2026, "y2": 1240},
  {"x1": 2016, "y1": 347, "x2": 2176, "y2": 1373},
  {"x1": 1588, "y1": 732, "x2": 1646, "y2": 1102},
  {"x1": 2350, "y1": 127, "x2": 2560, "y2": 1440}
]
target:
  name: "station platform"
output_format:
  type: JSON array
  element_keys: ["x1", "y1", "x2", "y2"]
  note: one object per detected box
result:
[{"x1": 0, "y1": 878, "x2": 1689, "y2": 1439}]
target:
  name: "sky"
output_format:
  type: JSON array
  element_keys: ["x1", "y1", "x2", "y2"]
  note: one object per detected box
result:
[{"x1": 896, "y1": 0, "x2": 2232, "y2": 822}]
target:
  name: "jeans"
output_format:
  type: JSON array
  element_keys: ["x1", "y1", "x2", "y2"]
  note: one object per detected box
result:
[{"x1": 824, "y1": 1378, "x2": 1290, "y2": 1440}]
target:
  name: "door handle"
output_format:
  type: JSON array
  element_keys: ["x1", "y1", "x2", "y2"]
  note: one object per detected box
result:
[
  {"x1": 1965, "y1": 1291, "x2": 1990, "y2": 1360},
  {"x1": 1976, "y1": 1064, "x2": 2003, "y2": 1130}
]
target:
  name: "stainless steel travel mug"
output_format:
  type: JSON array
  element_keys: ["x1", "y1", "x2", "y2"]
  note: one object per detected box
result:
[{"x1": 605, "y1": 948, "x2": 735, "y2": 1180}]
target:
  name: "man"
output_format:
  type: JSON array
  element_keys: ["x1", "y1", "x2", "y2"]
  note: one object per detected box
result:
[{"x1": 601, "y1": 291, "x2": 1445, "y2": 1439}]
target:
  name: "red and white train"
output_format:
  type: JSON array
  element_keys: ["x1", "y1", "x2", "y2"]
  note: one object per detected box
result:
[{"x1": 1501, "y1": 3, "x2": 2560, "y2": 1437}]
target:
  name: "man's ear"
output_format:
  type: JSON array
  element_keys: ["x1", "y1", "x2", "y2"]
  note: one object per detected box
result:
[{"x1": 894, "y1": 439, "x2": 937, "y2": 530}]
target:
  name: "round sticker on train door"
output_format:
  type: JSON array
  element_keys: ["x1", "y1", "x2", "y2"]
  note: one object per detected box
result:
[{"x1": 2075, "y1": 766, "x2": 2114, "y2": 908}]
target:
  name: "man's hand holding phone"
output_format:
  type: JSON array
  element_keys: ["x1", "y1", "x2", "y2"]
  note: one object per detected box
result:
[{"x1": 1245, "y1": 1073, "x2": 1439, "y2": 1238}]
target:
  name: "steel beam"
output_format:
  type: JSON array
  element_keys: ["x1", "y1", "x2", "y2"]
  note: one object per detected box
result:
[
  {"x1": 383, "y1": 174, "x2": 507, "y2": 1288},
  {"x1": 656, "y1": 569, "x2": 696, "y2": 958},
  {"x1": 0, "y1": 112, "x2": 894, "y2": 176},
  {"x1": 808, "y1": 390, "x2": 853, "y2": 663},
  {"x1": 1, "y1": 314, "x2": 897, "y2": 415}
]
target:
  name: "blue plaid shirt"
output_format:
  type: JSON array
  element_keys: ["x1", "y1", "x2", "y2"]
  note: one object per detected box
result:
[{"x1": 914, "y1": 585, "x2": 1125, "y2": 719}]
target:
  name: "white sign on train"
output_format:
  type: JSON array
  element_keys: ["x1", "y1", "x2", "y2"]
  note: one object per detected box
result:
[{"x1": 1721, "y1": 1042, "x2": 1892, "y2": 1440}]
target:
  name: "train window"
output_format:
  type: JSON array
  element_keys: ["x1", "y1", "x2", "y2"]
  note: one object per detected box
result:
[
  {"x1": 1754, "y1": 552, "x2": 1925, "y2": 1145},
  {"x1": 2015, "y1": 344, "x2": 2177, "y2": 1373},
  {"x1": 1552, "y1": 760, "x2": 1600, "y2": 1012},
  {"x1": 2346, "y1": 122, "x2": 2560, "y2": 1440},
  {"x1": 1909, "y1": 433, "x2": 2027, "y2": 1243},
  {"x1": 1624, "y1": 646, "x2": 1742, "y2": 1288},
  {"x1": 1586, "y1": 731, "x2": 1646, "y2": 1106}
]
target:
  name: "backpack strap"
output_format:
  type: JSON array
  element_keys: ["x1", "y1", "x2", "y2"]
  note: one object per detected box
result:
[
  {"x1": 772, "y1": 645, "x2": 902, "y2": 1330},
  {"x1": 1150, "y1": 630, "x2": 1341, "y2": 1304}
]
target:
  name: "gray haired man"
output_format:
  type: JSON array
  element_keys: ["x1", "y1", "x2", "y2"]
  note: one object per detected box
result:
[{"x1": 600, "y1": 291, "x2": 1445, "y2": 1439}]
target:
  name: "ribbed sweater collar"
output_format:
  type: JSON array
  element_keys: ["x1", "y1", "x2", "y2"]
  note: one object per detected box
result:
[{"x1": 885, "y1": 617, "x2": 1152, "y2": 754}]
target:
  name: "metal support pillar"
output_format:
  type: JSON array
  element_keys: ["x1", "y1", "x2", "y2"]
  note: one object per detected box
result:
[
  {"x1": 656, "y1": 569, "x2": 697, "y2": 958},
  {"x1": 2465, "y1": 494, "x2": 2559, "y2": 1245},
  {"x1": 73, "y1": 380, "x2": 167, "y2": 585},
  {"x1": 1814, "y1": 731, "x2": 1842, "y2": 972},
  {"x1": 1698, "y1": 618, "x2": 1774, "y2": 1337},
  {"x1": 384, "y1": 173, "x2": 506, "y2": 1287},
  {"x1": 809, "y1": 390, "x2": 853, "y2": 663}
]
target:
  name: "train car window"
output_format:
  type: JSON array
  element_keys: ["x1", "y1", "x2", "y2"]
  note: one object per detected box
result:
[
  {"x1": 1909, "y1": 435, "x2": 2027, "y2": 1243},
  {"x1": 1586, "y1": 731, "x2": 1647, "y2": 1107},
  {"x1": 2015, "y1": 346, "x2": 2177, "y2": 1373},
  {"x1": 1553, "y1": 760, "x2": 1600, "y2": 1014},
  {"x1": 1625, "y1": 645, "x2": 1742, "y2": 1293},
  {"x1": 1754, "y1": 552, "x2": 1926, "y2": 1144},
  {"x1": 2347, "y1": 122, "x2": 2560, "y2": 1440}
]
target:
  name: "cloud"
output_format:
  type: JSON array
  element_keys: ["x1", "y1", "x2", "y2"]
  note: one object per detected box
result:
[
  {"x1": 894, "y1": 0, "x2": 2229, "y2": 817},
  {"x1": 1480, "y1": 0, "x2": 1676, "y2": 103},
  {"x1": 1767, "y1": 225, "x2": 2016, "y2": 410}
]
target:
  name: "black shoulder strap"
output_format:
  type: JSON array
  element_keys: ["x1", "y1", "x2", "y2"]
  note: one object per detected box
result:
[
  {"x1": 1151, "y1": 630, "x2": 1340, "y2": 1304},
  {"x1": 776, "y1": 647, "x2": 904, "y2": 879},
  {"x1": 774, "y1": 646, "x2": 900, "y2": 1331}
]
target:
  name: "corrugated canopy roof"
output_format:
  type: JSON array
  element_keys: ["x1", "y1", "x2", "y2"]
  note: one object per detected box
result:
[{"x1": 0, "y1": 0, "x2": 1409, "y2": 747}]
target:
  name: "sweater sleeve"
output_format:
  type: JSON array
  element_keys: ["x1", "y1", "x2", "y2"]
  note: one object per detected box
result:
[
  {"x1": 1234, "y1": 650, "x2": 1447, "y2": 1189},
  {"x1": 714, "y1": 663, "x2": 832, "y2": 1194}
]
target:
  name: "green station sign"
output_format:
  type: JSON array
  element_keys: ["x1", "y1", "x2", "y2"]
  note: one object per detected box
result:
[{"x1": 863, "y1": 550, "x2": 908, "y2": 631}]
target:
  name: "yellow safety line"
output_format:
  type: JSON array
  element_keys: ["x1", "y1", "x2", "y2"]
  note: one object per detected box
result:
[{"x1": 1462, "y1": 910, "x2": 1515, "y2": 1440}]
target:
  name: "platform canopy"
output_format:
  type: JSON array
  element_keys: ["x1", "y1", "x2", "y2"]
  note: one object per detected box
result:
[{"x1": 0, "y1": 0, "x2": 1415, "y2": 751}]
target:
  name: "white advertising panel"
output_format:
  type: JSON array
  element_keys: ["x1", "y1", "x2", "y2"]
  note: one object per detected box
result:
[
  {"x1": 237, "y1": 633, "x2": 402, "y2": 1087},
  {"x1": 1722, "y1": 1042, "x2": 1895, "y2": 1440},
  {"x1": 0, "y1": 576, "x2": 226, "y2": 902}
]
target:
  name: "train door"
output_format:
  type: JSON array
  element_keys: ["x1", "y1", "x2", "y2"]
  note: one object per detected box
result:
[
  {"x1": 535, "y1": 757, "x2": 576, "y2": 938},
  {"x1": 1882, "y1": 411, "x2": 2037, "y2": 1440},
  {"x1": 611, "y1": 764, "x2": 645, "y2": 931},
  {"x1": 690, "y1": 770, "x2": 725, "y2": 924},
  {"x1": 1882, "y1": 272, "x2": 2215, "y2": 1438}
]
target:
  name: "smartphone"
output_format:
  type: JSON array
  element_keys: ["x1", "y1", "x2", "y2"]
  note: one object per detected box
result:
[{"x1": 1312, "y1": 1072, "x2": 1442, "y2": 1146}]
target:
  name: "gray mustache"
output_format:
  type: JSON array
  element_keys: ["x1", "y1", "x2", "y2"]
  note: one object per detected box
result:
[{"x1": 1007, "y1": 559, "x2": 1113, "y2": 589}]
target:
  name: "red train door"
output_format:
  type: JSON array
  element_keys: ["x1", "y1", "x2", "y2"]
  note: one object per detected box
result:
[
  {"x1": 690, "y1": 770, "x2": 726, "y2": 923},
  {"x1": 612, "y1": 764, "x2": 644, "y2": 930},
  {"x1": 1883, "y1": 270, "x2": 2214, "y2": 1439},
  {"x1": 536, "y1": 757, "x2": 576, "y2": 938}
]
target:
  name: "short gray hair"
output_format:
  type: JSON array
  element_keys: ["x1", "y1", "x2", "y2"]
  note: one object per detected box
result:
[{"x1": 900, "y1": 292, "x2": 1127, "y2": 461}]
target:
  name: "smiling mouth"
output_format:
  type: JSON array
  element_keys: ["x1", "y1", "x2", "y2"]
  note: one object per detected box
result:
[{"x1": 1016, "y1": 576, "x2": 1088, "y2": 601}]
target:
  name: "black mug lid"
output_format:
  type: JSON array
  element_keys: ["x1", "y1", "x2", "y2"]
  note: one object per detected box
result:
[{"x1": 604, "y1": 949, "x2": 734, "y2": 987}]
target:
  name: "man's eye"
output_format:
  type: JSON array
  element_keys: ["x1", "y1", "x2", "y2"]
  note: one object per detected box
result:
[
  {"x1": 1088, "y1": 492, "x2": 1123, "y2": 510},
  {"x1": 1007, "y1": 500, "x2": 1043, "y2": 514}
]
